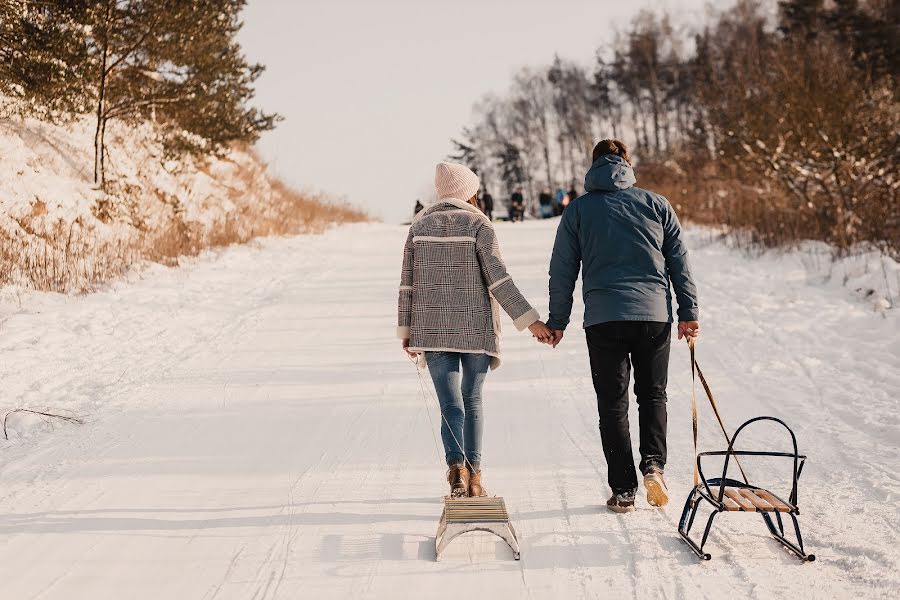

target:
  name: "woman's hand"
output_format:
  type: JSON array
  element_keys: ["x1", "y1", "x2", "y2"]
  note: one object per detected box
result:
[
  {"x1": 528, "y1": 321, "x2": 553, "y2": 344},
  {"x1": 401, "y1": 338, "x2": 418, "y2": 358}
]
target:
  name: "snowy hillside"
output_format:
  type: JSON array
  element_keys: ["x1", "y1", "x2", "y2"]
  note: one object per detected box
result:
[
  {"x1": 0, "y1": 113, "x2": 361, "y2": 294},
  {"x1": 0, "y1": 220, "x2": 896, "y2": 599}
]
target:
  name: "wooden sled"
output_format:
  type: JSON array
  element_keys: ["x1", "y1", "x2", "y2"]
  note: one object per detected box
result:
[
  {"x1": 436, "y1": 496, "x2": 521, "y2": 561},
  {"x1": 678, "y1": 416, "x2": 816, "y2": 562}
]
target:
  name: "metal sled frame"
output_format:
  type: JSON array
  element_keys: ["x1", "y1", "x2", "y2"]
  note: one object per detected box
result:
[
  {"x1": 678, "y1": 416, "x2": 816, "y2": 562},
  {"x1": 436, "y1": 496, "x2": 521, "y2": 561}
]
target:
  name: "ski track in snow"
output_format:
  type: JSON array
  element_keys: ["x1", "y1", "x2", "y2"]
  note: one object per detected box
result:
[{"x1": 0, "y1": 220, "x2": 897, "y2": 599}]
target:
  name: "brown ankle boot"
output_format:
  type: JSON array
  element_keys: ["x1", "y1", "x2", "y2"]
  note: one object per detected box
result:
[
  {"x1": 447, "y1": 464, "x2": 469, "y2": 498},
  {"x1": 468, "y1": 468, "x2": 486, "y2": 497}
]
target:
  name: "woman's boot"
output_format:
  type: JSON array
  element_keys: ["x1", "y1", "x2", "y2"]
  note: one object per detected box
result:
[
  {"x1": 468, "y1": 467, "x2": 486, "y2": 497},
  {"x1": 447, "y1": 464, "x2": 469, "y2": 498}
]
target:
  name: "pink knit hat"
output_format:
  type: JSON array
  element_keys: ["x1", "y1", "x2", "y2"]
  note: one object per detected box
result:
[{"x1": 434, "y1": 162, "x2": 480, "y2": 201}]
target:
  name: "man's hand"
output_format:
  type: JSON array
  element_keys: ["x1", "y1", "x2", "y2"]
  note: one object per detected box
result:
[
  {"x1": 401, "y1": 338, "x2": 418, "y2": 358},
  {"x1": 528, "y1": 321, "x2": 553, "y2": 344},
  {"x1": 677, "y1": 321, "x2": 700, "y2": 340},
  {"x1": 550, "y1": 329, "x2": 564, "y2": 348}
]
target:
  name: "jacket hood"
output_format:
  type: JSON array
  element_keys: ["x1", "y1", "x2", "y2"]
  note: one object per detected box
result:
[{"x1": 584, "y1": 155, "x2": 637, "y2": 192}]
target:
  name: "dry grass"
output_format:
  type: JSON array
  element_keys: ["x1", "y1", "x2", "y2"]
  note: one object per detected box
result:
[
  {"x1": 0, "y1": 165, "x2": 369, "y2": 294},
  {"x1": 638, "y1": 158, "x2": 899, "y2": 259}
]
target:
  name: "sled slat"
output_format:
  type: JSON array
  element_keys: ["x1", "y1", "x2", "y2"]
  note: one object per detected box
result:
[
  {"x1": 724, "y1": 488, "x2": 756, "y2": 511},
  {"x1": 437, "y1": 496, "x2": 521, "y2": 561},
  {"x1": 739, "y1": 488, "x2": 775, "y2": 511},
  {"x1": 444, "y1": 496, "x2": 510, "y2": 523},
  {"x1": 710, "y1": 487, "x2": 742, "y2": 511},
  {"x1": 753, "y1": 490, "x2": 793, "y2": 512}
]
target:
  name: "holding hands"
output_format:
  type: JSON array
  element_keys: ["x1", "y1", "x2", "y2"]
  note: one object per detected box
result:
[
  {"x1": 529, "y1": 321, "x2": 564, "y2": 348},
  {"x1": 528, "y1": 321, "x2": 553, "y2": 344}
]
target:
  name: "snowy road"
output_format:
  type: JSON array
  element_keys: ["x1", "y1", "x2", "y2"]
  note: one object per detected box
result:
[{"x1": 0, "y1": 221, "x2": 897, "y2": 599}]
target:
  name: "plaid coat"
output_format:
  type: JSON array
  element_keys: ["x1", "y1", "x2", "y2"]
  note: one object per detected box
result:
[{"x1": 397, "y1": 198, "x2": 540, "y2": 370}]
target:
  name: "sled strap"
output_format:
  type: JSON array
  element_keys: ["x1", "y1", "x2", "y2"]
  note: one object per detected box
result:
[
  {"x1": 688, "y1": 338, "x2": 749, "y2": 485},
  {"x1": 689, "y1": 337, "x2": 700, "y2": 488}
]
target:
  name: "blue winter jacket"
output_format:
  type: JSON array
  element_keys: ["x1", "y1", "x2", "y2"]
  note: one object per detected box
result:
[{"x1": 546, "y1": 155, "x2": 699, "y2": 330}]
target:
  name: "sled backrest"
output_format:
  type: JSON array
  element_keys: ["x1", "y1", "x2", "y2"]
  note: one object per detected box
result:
[{"x1": 697, "y1": 416, "x2": 806, "y2": 506}]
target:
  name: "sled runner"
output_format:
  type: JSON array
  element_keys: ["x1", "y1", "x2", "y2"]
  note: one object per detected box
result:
[
  {"x1": 436, "y1": 496, "x2": 521, "y2": 561},
  {"x1": 678, "y1": 416, "x2": 815, "y2": 562}
]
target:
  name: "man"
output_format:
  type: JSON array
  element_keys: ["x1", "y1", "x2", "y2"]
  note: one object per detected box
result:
[
  {"x1": 539, "y1": 189, "x2": 554, "y2": 219},
  {"x1": 510, "y1": 188, "x2": 525, "y2": 222},
  {"x1": 481, "y1": 189, "x2": 494, "y2": 221},
  {"x1": 546, "y1": 139, "x2": 700, "y2": 513},
  {"x1": 566, "y1": 185, "x2": 579, "y2": 210}
]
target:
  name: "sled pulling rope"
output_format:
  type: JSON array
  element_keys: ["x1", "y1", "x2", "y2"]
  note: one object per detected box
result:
[
  {"x1": 409, "y1": 355, "x2": 522, "y2": 561},
  {"x1": 678, "y1": 338, "x2": 815, "y2": 562}
]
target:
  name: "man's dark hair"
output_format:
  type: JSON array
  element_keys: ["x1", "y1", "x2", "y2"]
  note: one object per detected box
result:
[{"x1": 592, "y1": 139, "x2": 631, "y2": 163}]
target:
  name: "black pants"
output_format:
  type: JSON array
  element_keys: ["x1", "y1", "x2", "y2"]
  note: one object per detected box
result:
[{"x1": 586, "y1": 321, "x2": 671, "y2": 493}]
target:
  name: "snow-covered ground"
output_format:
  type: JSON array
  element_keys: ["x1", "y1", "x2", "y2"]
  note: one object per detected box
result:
[{"x1": 0, "y1": 220, "x2": 897, "y2": 599}]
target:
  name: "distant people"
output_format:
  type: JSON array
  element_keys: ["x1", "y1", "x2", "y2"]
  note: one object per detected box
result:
[
  {"x1": 510, "y1": 188, "x2": 525, "y2": 222},
  {"x1": 568, "y1": 185, "x2": 579, "y2": 204},
  {"x1": 398, "y1": 162, "x2": 552, "y2": 498},
  {"x1": 480, "y1": 190, "x2": 494, "y2": 221},
  {"x1": 539, "y1": 189, "x2": 554, "y2": 219},
  {"x1": 414, "y1": 199, "x2": 424, "y2": 215},
  {"x1": 554, "y1": 188, "x2": 569, "y2": 217}
]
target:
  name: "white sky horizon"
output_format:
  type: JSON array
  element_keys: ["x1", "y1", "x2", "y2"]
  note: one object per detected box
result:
[{"x1": 238, "y1": 0, "x2": 723, "y2": 224}]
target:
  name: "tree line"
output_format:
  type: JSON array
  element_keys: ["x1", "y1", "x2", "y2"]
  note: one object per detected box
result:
[
  {"x1": 452, "y1": 0, "x2": 898, "y2": 256},
  {"x1": 0, "y1": 0, "x2": 277, "y2": 188}
]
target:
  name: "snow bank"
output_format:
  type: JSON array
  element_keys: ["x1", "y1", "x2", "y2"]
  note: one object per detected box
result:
[
  {"x1": 688, "y1": 229, "x2": 899, "y2": 313},
  {"x1": 0, "y1": 115, "x2": 269, "y2": 238},
  {"x1": 0, "y1": 112, "x2": 362, "y2": 294}
]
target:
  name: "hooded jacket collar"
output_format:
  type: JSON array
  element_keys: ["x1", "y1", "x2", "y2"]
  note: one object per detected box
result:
[
  {"x1": 584, "y1": 155, "x2": 637, "y2": 192},
  {"x1": 413, "y1": 197, "x2": 487, "y2": 223}
]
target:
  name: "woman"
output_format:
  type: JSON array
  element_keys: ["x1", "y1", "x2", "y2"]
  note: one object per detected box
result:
[{"x1": 398, "y1": 162, "x2": 552, "y2": 498}]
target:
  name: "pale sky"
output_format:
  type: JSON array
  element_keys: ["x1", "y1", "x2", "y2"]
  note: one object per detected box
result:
[{"x1": 238, "y1": 0, "x2": 716, "y2": 223}]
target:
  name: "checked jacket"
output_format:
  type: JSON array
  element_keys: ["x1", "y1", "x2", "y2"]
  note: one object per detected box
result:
[{"x1": 397, "y1": 198, "x2": 540, "y2": 370}]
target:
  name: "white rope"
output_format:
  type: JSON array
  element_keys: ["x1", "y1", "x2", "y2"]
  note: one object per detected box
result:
[
  {"x1": 408, "y1": 354, "x2": 489, "y2": 496},
  {"x1": 410, "y1": 355, "x2": 445, "y2": 466}
]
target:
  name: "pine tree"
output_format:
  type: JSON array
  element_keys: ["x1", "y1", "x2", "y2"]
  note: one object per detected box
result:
[
  {"x1": 0, "y1": 1, "x2": 278, "y2": 187},
  {"x1": 494, "y1": 142, "x2": 525, "y2": 195},
  {"x1": 84, "y1": 0, "x2": 279, "y2": 186},
  {"x1": 0, "y1": 1, "x2": 93, "y2": 119}
]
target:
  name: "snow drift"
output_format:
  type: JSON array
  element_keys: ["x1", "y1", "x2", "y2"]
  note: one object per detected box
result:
[{"x1": 0, "y1": 113, "x2": 365, "y2": 293}]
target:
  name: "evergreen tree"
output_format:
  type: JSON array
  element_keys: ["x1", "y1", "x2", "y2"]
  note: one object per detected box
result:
[
  {"x1": 0, "y1": 1, "x2": 93, "y2": 119},
  {"x1": 449, "y1": 129, "x2": 481, "y2": 175},
  {"x1": 85, "y1": 0, "x2": 279, "y2": 186},
  {"x1": 494, "y1": 142, "x2": 525, "y2": 195},
  {"x1": 0, "y1": 1, "x2": 278, "y2": 187}
]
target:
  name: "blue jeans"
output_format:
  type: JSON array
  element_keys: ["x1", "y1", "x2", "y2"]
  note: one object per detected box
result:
[{"x1": 426, "y1": 351, "x2": 491, "y2": 468}]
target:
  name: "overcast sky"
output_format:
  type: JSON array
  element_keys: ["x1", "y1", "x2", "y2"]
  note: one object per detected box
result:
[{"x1": 238, "y1": 0, "x2": 717, "y2": 223}]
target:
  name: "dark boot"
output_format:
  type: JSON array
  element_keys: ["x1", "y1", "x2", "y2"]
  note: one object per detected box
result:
[
  {"x1": 606, "y1": 489, "x2": 636, "y2": 513},
  {"x1": 468, "y1": 467, "x2": 486, "y2": 497},
  {"x1": 447, "y1": 464, "x2": 469, "y2": 498}
]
